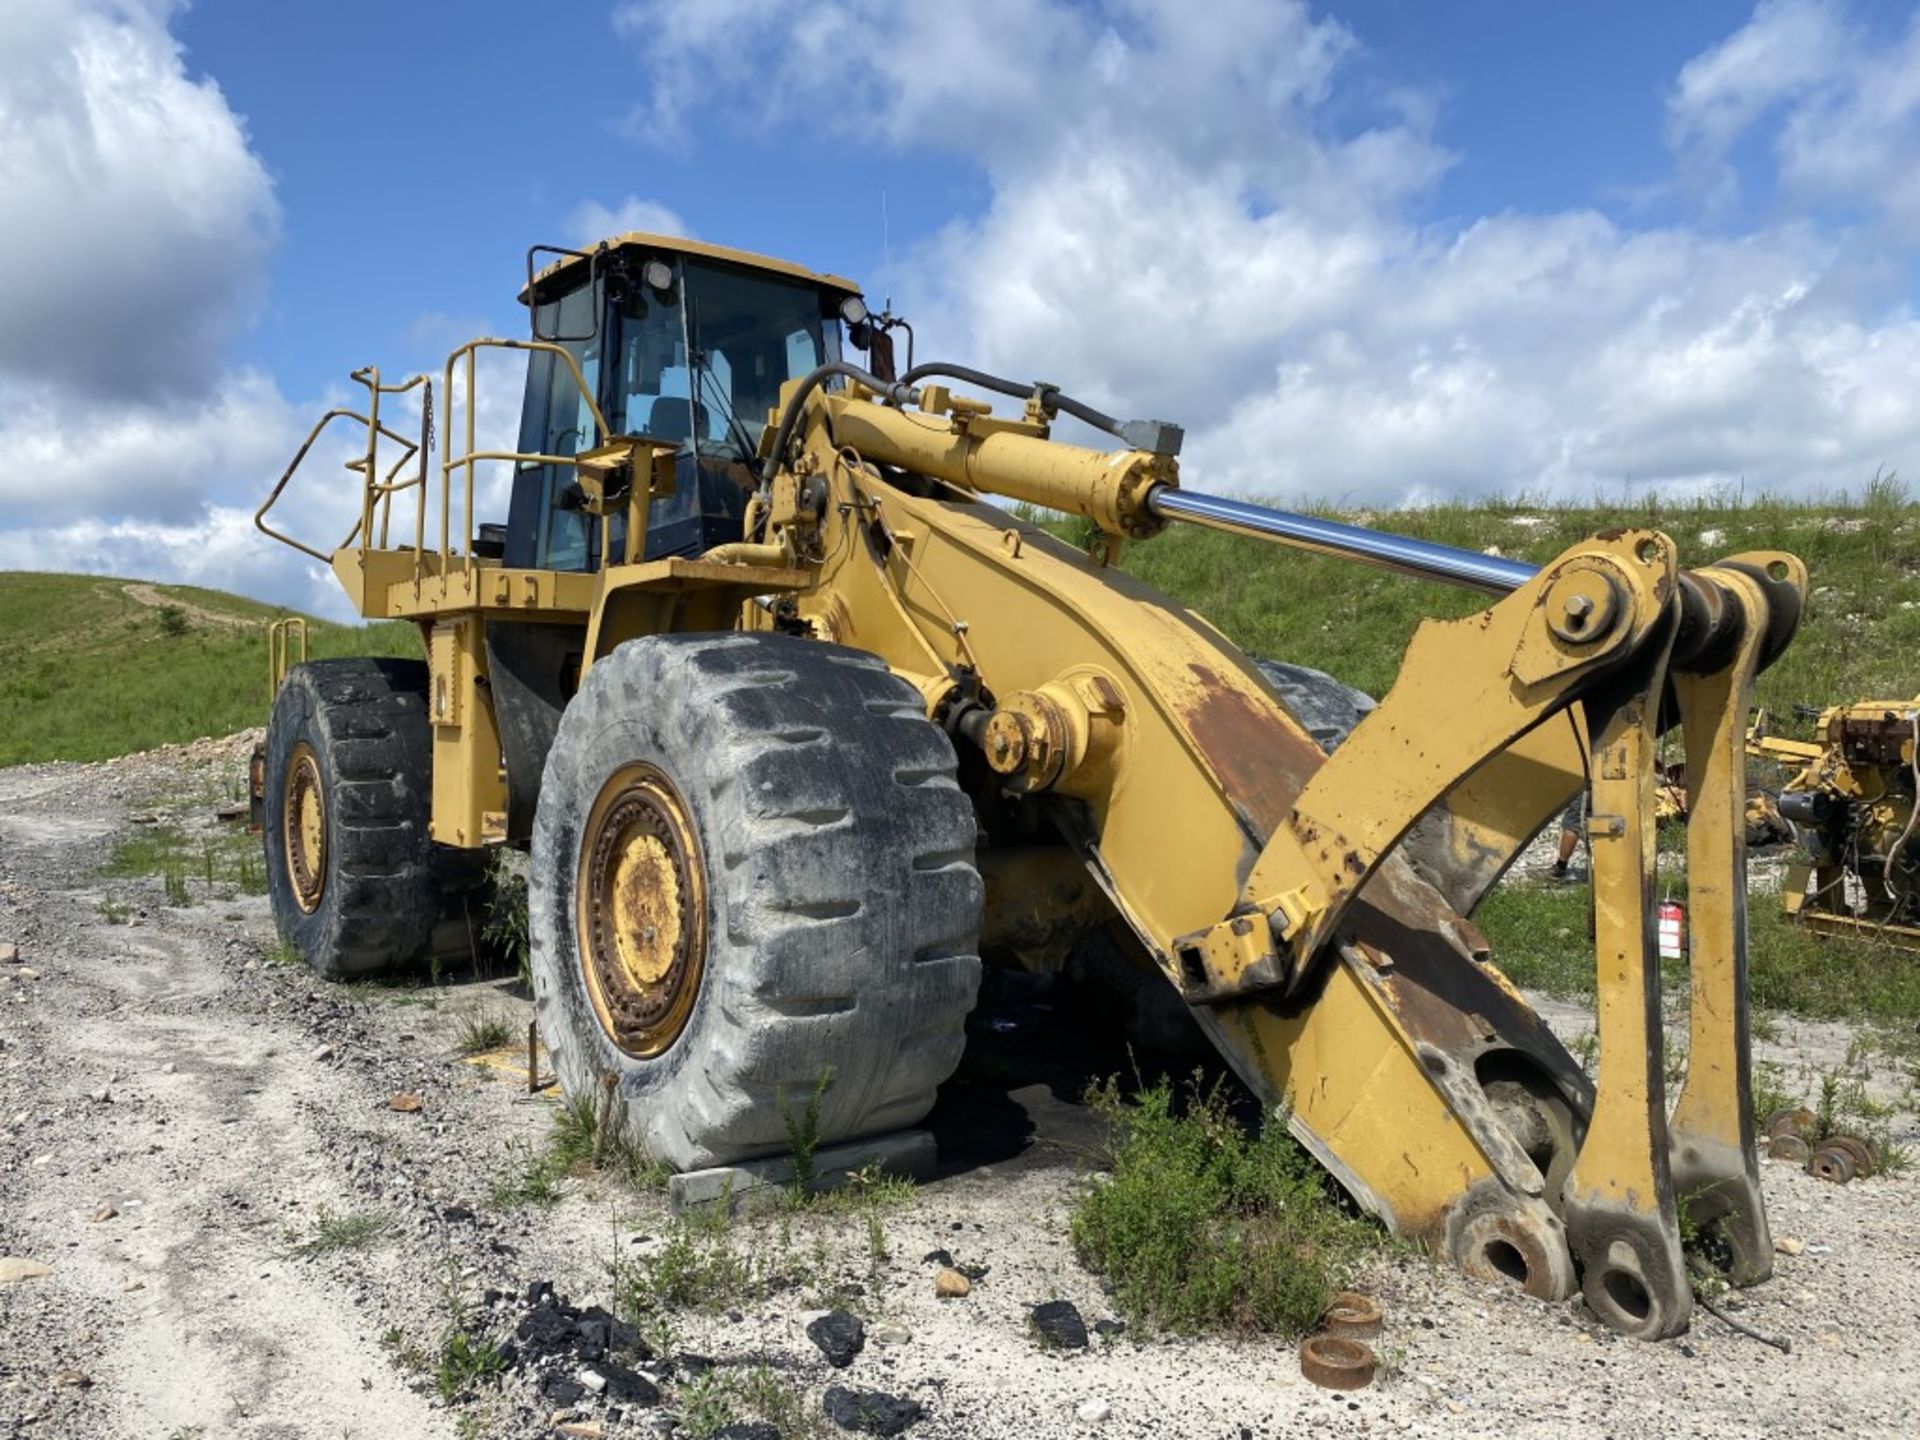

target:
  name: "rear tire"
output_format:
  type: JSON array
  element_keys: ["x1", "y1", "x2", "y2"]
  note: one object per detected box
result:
[
  {"x1": 529, "y1": 633, "x2": 984, "y2": 1170},
  {"x1": 263, "y1": 658, "x2": 475, "y2": 978}
]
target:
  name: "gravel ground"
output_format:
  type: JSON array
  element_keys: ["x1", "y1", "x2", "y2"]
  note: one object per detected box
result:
[{"x1": 2, "y1": 735, "x2": 1917, "y2": 1439}]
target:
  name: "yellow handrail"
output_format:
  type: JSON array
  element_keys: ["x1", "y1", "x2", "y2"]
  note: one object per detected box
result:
[
  {"x1": 267, "y1": 616, "x2": 308, "y2": 698},
  {"x1": 256, "y1": 408, "x2": 420, "y2": 562},
  {"x1": 438, "y1": 338, "x2": 610, "y2": 566},
  {"x1": 259, "y1": 338, "x2": 614, "y2": 582}
]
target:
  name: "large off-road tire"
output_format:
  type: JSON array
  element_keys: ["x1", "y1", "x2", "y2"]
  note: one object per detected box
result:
[
  {"x1": 529, "y1": 633, "x2": 984, "y2": 1170},
  {"x1": 264, "y1": 658, "x2": 476, "y2": 978}
]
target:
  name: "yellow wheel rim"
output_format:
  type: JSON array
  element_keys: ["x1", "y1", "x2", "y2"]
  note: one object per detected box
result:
[
  {"x1": 576, "y1": 763, "x2": 708, "y2": 1058},
  {"x1": 283, "y1": 742, "x2": 327, "y2": 913}
]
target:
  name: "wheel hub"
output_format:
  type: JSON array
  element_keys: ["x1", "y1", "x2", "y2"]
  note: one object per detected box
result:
[
  {"x1": 577, "y1": 763, "x2": 707, "y2": 1057},
  {"x1": 282, "y1": 742, "x2": 327, "y2": 913}
]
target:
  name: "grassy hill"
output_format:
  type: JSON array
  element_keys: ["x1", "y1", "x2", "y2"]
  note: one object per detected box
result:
[
  {"x1": 1, "y1": 494, "x2": 1911, "y2": 767},
  {"x1": 1108, "y1": 488, "x2": 1919, "y2": 720},
  {"x1": 0, "y1": 573, "x2": 419, "y2": 766}
]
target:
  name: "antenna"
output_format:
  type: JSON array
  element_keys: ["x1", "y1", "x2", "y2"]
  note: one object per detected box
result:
[{"x1": 882, "y1": 189, "x2": 892, "y2": 305}]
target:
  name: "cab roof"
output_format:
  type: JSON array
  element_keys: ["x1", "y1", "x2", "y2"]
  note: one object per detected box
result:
[{"x1": 521, "y1": 233, "x2": 862, "y2": 305}]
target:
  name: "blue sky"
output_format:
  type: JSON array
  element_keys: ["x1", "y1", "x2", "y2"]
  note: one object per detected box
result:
[
  {"x1": 5, "y1": 0, "x2": 1920, "y2": 618},
  {"x1": 183, "y1": 0, "x2": 1785, "y2": 397}
]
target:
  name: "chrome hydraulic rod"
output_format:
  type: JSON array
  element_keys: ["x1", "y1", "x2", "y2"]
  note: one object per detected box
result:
[{"x1": 1146, "y1": 486, "x2": 1539, "y2": 595}]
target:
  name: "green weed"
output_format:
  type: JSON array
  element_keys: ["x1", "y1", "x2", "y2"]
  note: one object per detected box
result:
[
  {"x1": 777, "y1": 1067, "x2": 833, "y2": 1201},
  {"x1": 1070, "y1": 1074, "x2": 1381, "y2": 1337},
  {"x1": 434, "y1": 1330, "x2": 505, "y2": 1401},
  {"x1": 1476, "y1": 876, "x2": 1920, "y2": 1026},
  {"x1": 676, "y1": 1363, "x2": 819, "y2": 1440},
  {"x1": 487, "y1": 1089, "x2": 669, "y2": 1210},
  {"x1": 454, "y1": 1009, "x2": 514, "y2": 1056},
  {"x1": 0, "y1": 572, "x2": 419, "y2": 767},
  {"x1": 620, "y1": 1210, "x2": 755, "y2": 1315},
  {"x1": 289, "y1": 1206, "x2": 396, "y2": 1258},
  {"x1": 104, "y1": 822, "x2": 276, "y2": 908},
  {"x1": 480, "y1": 857, "x2": 530, "y2": 988}
]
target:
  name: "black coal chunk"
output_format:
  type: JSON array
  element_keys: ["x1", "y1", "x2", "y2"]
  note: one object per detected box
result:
[
  {"x1": 823, "y1": 1385, "x2": 924, "y2": 1436},
  {"x1": 1029, "y1": 1300, "x2": 1089, "y2": 1350},
  {"x1": 806, "y1": 1310, "x2": 867, "y2": 1369}
]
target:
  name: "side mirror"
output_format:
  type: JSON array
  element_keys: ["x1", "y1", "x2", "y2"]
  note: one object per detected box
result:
[
  {"x1": 867, "y1": 327, "x2": 897, "y2": 382},
  {"x1": 525, "y1": 245, "x2": 602, "y2": 342}
]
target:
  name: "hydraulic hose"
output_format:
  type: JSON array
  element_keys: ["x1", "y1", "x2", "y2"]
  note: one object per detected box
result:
[
  {"x1": 897, "y1": 362, "x2": 1171, "y2": 452},
  {"x1": 760, "y1": 361, "x2": 919, "y2": 486}
]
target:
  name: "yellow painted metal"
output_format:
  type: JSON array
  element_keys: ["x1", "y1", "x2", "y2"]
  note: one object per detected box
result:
[
  {"x1": 1411, "y1": 716, "x2": 1586, "y2": 913},
  {"x1": 1213, "y1": 536, "x2": 1672, "y2": 990},
  {"x1": 819, "y1": 390, "x2": 1170, "y2": 539},
  {"x1": 282, "y1": 741, "x2": 327, "y2": 913},
  {"x1": 427, "y1": 615, "x2": 508, "y2": 848},
  {"x1": 523, "y1": 230, "x2": 861, "y2": 303},
  {"x1": 1751, "y1": 690, "x2": 1920, "y2": 948},
  {"x1": 776, "y1": 403, "x2": 1599, "y2": 1292},
  {"x1": 575, "y1": 762, "x2": 709, "y2": 1058},
  {"x1": 267, "y1": 617, "x2": 308, "y2": 699},
  {"x1": 1667, "y1": 563, "x2": 1777, "y2": 1286},
  {"x1": 1559, "y1": 625, "x2": 1692, "y2": 1339}
]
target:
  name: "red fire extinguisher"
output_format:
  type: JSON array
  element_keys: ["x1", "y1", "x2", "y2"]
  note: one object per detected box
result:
[{"x1": 1656, "y1": 900, "x2": 1686, "y2": 960}]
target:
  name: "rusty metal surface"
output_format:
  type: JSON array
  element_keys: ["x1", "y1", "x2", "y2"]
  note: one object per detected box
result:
[
  {"x1": 1321, "y1": 1292, "x2": 1384, "y2": 1339},
  {"x1": 1176, "y1": 657, "x2": 1330, "y2": 844},
  {"x1": 1299, "y1": 1334, "x2": 1377, "y2": 1390}
]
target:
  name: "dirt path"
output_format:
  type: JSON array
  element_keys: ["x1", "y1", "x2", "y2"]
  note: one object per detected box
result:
[
  {"x1": 120, "y1": 582, "x2": 256, "y2": 629},
  {"x1": 1, "y1": 738, "x2": 1917, "y2": 1439}
]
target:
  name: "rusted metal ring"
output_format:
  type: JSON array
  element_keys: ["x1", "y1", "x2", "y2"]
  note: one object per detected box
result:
[
  {"x1": 1827, "y1": 1134, "x2": 1878, "y2": 1173},
  {"x1": 1321, "y1": 1292, "x2": 1383, "y2": 1339},
  {"x1": 1765, "y1": 1107, "x2": 1816, "y2": 1142},
  {"x1": 1767, "y1": 1133, "x2": 1810, "y2": 1164},
  {"x1": 1809, "y1": 1144, "x2": 1857, "y2": 1184},
  {"x1": 282, "y1": 742, "x2": 327, "y2": 914},
  {"x1": 576, "y1": 763, "x2": 708, "y2": 1059},
  {"x1": 1449, "y1": 1200, "x2": 1574, "y2": 1301},
  {"x1": 1300, "y1": 1334, "x2": 1376, "y2": 1390}
]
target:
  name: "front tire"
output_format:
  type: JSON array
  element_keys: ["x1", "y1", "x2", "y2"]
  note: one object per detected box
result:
[{"x1": 529, "y1": 634, "x2": 984, "y2": 1170}]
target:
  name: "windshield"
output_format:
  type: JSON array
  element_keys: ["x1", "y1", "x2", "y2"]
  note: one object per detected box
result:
[
  {"x1": 607, "y1": 258, "x2": 840, "y2": 461},
  {"x1": 508, "y1": 252, "x2": 849, "y2": 572}
]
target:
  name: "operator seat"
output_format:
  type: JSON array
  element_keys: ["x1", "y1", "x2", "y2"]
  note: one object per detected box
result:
[{"x1": 646, "y1": 397, "x2": 709, "y2": 449}]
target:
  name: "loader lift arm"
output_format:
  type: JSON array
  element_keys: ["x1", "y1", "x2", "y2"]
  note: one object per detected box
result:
[{"x1": 757, "y1": 368, "x2": 1805, "y2": 1339}]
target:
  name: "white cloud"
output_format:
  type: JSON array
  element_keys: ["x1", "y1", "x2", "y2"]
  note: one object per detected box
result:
[
  {"x1": 0, "y1": 0, "x2": 278, "y2": 400},
  {"x1": 1670, "y1": 1, "x2": 1920, "y2": 232},
  {"x1": 0, "y1": 369, "x2": 296, "y2": 524},
  {"x1": 568, "y1": 195, "x2": 692, "y2": 247},
  {"x1": 0, "y1": 0, "x2": 520, "y2": 619},
  {"x1": 616, "y1": 0, "x2": 1920, "y2": 505},
  {"x1": 0, "y1": 0, "x2": 320, "y2": 610}
]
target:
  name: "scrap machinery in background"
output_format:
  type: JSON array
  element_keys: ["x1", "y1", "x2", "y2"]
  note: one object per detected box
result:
[
  {"x1": 1751, "y1": 698, "x2": 1920, "y2": 947},
  {"x1": 254, "y1": 231, "x2": 1809, "y2": 1340}
]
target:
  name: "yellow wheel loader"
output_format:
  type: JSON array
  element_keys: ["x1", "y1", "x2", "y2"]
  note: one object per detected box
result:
[{"x1": 255, "y1": 231, "x2": 1808, "y2": 1340}]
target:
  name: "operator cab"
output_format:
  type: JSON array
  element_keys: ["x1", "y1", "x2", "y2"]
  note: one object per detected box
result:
[{"x1": 506, "y1": 234, "x2": 866, "y2": 572}]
